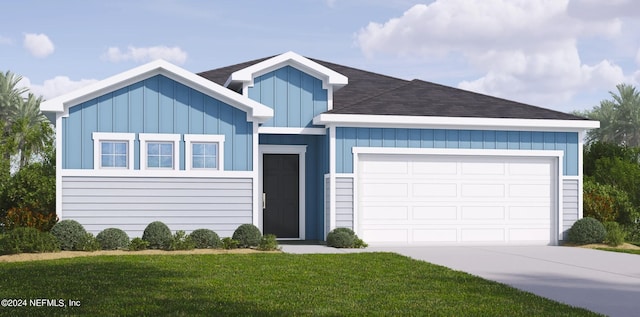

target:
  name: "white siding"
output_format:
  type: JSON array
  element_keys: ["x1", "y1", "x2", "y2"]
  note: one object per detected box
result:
[
  {"x1": 336, "y1": 177, "x2": 354, "y2": 229},
  {"x1": 562, "y1": 179, "x2": 579, "y2": 240},
  {"x1": 62, "y1": 176, "x2": 253, "y2": 238}
]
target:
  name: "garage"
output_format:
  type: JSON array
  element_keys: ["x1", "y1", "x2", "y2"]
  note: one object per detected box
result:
[{"x1": 356, "y1": 153, "x2": 558, "y2": 245}]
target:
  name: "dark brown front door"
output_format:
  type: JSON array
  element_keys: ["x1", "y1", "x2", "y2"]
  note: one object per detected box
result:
[{"x1": 263, "y1": 154, "x2": 299, "y2": 238}]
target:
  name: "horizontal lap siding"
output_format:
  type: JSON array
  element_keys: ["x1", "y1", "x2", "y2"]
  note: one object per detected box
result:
[
  {"x1": 62, "y1": 75, "x2": 252, "y2": 171},
  {"x1": 62, "y1": 176, "x2": 253, "y2": 238},
  {"x1": 336, "y1": 178, "x2": 354, "y2": 230},
  {"x1": 562, "y1": 179, "x2": 579, "y2": 240},
  {"x1": 248, "y1": 66, "x2": 327, "y2": 128},
  {"x1": 336, "y1": 128, "x2": 579, "y2": 176}
]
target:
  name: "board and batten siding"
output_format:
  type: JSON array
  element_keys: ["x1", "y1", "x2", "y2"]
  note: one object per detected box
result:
[
  {"x1": 62, "y1": 75, "x2": 253, "y2": 171},
  {"x1": 248, "y1": 66, "x2": 327, "y2": 128},
  {"x1": 336, "y1": 128, "x2": 579, "y2": 176},
  {"x1": 562, "y1": 179, "x2": 579, "y2": 239},
  {"x1": 62, "y1": 176, "x2": 253, "y2": 237},
  {"x1": 336, "y1": 178, "x2": 354, "y2": 230}
]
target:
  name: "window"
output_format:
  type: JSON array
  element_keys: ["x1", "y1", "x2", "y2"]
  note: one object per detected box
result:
[
  {"x1": 92, "y1": 133, "x2": 135, "y2": 170},
  {"x1": 139, "y1": 133, "x2": 181, "y2": 171},
  {"x1": 147, "y1": 142, "x2": 174, "y2": 168},
  {"x1": 101, "y1": 141, "x2": 128, "y2": 168},
  {"x1": 185, "y1": 134, "x2": 225, "y2": 171}
]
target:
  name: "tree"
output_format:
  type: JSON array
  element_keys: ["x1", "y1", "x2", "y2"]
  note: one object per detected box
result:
[
  {"x1": 577, "y1": 84, "x2": 640, "y2": 146},
  {"x1": 9, "y1": 93, "x2": 52, "y2": 168}
]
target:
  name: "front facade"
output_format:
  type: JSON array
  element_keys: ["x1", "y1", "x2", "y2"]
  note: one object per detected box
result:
[{"x1": 42, "y1": 52, "x2": 598, "y2": 245}]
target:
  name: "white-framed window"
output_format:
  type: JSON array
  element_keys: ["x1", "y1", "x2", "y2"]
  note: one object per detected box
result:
[
  {"x1": 184, "y1": 134, "x2": 225, "y2": 171},
  {"x1": 92, "y1": 132, "x2": 135, "y2": 169},
  {"x1": 139, "y1": 133, "x2": 181, "y2": 170}
]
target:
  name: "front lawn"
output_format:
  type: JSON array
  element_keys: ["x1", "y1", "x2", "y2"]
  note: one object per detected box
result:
[
  {"x1": 0, "y1": 253, "x2": 598, "y2": 316},
  {"x1": 596, "y1": 247, "x2": 640, "y2": 255}
]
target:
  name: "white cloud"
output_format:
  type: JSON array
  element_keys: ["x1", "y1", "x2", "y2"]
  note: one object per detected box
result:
[
  {"x1": 636, "y1": 48, "x2": 640, "y2": 66},
  {"x1": 102, "y1": 45, "x2": 188, "y2": 64},
  {"x1": 23, "y1": 33, "x2": 54, "y2": 58},
  {"x1": 19, "y1": 76, "x2": 98, "y2": 100},
  {"x1": 355, "y1": 0, "x2": 634, "y2": 110}
]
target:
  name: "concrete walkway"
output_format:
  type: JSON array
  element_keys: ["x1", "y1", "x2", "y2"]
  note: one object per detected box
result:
[{"x1": 281, "y1": 244, "x2": 640, "y2": 317}]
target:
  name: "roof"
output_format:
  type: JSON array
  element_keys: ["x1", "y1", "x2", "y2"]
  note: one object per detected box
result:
[
  {"x1": 198, "y1": 56, "x2": 589, "y2": 122},
  {"x1": 41, "y1": 60, "x2": 273, "y2": 122}
]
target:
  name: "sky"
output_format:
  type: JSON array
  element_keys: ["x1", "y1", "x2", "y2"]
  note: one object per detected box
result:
[{"x1": 2, "y1": 0, "x2": 640, "y2": 114}]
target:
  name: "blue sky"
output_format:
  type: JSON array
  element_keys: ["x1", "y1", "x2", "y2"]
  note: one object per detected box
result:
[{"x1": 2, "y1": 0, "x2": 639, "y2": 113}]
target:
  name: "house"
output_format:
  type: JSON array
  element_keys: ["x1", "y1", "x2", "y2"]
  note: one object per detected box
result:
[{"x1": 41, "y1": 51, "x2": 599, "y2": 245}]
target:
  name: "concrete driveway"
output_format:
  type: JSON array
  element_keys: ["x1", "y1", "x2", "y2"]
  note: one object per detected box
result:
[
  {"x1": 282, "y1": 244, "x2": 640, "y2": 316},
  {"x1": 368, "y1": 246, "x2": 640, "y2": 317}
]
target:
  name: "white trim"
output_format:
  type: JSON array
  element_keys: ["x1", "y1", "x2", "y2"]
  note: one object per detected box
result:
[
  {"x1": 258, "y1": 127, "x2": 326, "y2": 135},
  {"x1": 138, "y1": 133, "x2": 181, "y2": 171},
  {"x1": 252, "y1": 122, "x2": 261, "y2": 229},
  {"x1": 55, "y1": 113, "x2": 63, "y2": 219},
  {"x1": 328, "y1": 126, "x2": 337, "y2": 233},
  {"x1": 314, "y1": 113, "x2": 600, "y2": 132},
  {"x1": 184, "y1": 134, "x2": 225, "y2": 171},
  {"x1": 40, "y1": 59, "x2": 274, "y2": 122},
  {"x1": 578, "y1": 130, "x2": 585, "y2": 219},
  {"x1": 259, "y1": 144, "x2": 307, "y2": 240},
  {"x1": 92, "y1": 132, "x2": 136, "y2": 170},
  {"x1": 229, "y1": 51, "x2": 348, "y2": 91},
  {"x1": 61, "y1": 169, "x2": 253, "y2": 178},
  {"x1": 352, "y1": 147, "x2": 564, "y2": 245}
]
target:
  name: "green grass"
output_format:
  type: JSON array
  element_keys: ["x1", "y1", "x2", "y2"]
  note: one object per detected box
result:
[
  {"x1": 596, "y1": 247, "x2": 640, "y2": 255},
  {"x1": 0, "y1": 253, "x2": 599, "y2": 316}
]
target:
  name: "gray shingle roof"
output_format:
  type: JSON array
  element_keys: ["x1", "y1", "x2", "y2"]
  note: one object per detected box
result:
[{"x1": 198, "y1": 57, "x2": 588, "y2": 121}]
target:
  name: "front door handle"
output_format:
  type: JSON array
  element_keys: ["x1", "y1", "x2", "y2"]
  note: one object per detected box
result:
[{"x1": 262, "y1": 193, "x2": 266, "y2": 210}]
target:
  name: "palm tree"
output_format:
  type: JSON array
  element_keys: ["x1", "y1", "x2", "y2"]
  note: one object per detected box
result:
[
  {"x1": 10, "y1": 93, "x2": 53, "y2": 168},
  {"x1": 580, "y1": 84, "x2": 640, "y2": 146},
  {"x1": 0, "y1": 71, "x2": 28, "y2": 132}
]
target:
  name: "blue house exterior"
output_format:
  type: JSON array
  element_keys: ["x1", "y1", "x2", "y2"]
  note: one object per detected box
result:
[{"x1": 42, "y1": 52, "x2": 598, "y2": 245}]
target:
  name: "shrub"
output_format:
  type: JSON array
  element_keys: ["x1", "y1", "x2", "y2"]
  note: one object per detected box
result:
[
  {"x1": 326, "y1": 227, "x2": 368, "y2": 248},
  {"x1": 221, "y1": 237, "x2": 239, "y2": 250},
  {"x1": 327, "y1": 230, "x2": 355, "y2": 248},
  {"x1": 0, "y1": 157, "x2": 56, "y2": 219},
  {"x1": 257, "y1": 234, "x2": 279, "y2": 251},
  {"x1": 623, "y1": 223, "x2": 640, "y2": 244},
  {"x1": 232, "y1": 224, "x2": 262, "y2": 248},
  {"x1": 50, "y1": 219, "x2": 88, "y2": 251},
  {"x1": 567, "y1": 217, "x2": 607, "y2": 245},
  {"x1": 189, "y1": 229, "x2": 221, "y2": 249},
  {"x1": 169, "y1": 230, "x2": 195, "y2": 251},
  {"x1": 96, "y1": 228, "x2": 130, "y2": 250},
  {"x1": 128, "y1": 237, "x2": 149, "y2": 251},
  {"x1": 142, "y1": 221, "x2": 172, "y2": 250},
  {"x1": 78, "y1": 233, "x2": 101, "y2": 252},
  {"x1": 583, "y1": 178, "x2": 638, "y2": 226},
  {"x1": 0, "y1": 207, "x2": 57, "y2": 232},
  {"x1": 0, "y1": 227, "x2": 59, "y2": 255},
  {"x1": 604, "y1": 222, "x2": 626, "y2": 247}
]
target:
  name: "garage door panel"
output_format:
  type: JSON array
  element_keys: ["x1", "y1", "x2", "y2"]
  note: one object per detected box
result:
[
  {"x1": 461, "y1": 184, "x2": 505, "y2": 197},
  {"x1": 413, "y1": 183, "x2": 457, "y2": 197},
  {"x1": 412, "y1": 206, "x2": 457, "y2": 220},
  {"x1": 358, "y1": 154, "x2": 556, "y2": 245},
  {"x1": 461, "y1": 206, "x2": 505, "y2": 220}
]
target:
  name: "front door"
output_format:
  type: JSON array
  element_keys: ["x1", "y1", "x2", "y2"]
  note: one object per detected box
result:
[{"x1": 263, "y1": 154, "x2": 299, "y2": 238}]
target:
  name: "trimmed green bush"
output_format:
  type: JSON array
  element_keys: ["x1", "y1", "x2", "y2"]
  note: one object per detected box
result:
[
  {"x1": 326, "y1": 227, "x2": 368, "y2": 248},
  {"x1": 142, "y1": 221, "x2": 172, "y2": 250},
  {"x1": 232, "y1": 224, "x2": 262, "y2": 248},
  {"x1": 79, "y1": 233, "x2": 101, "y2": 251},
  {"x1": 189, "y1": 229, "x2": 221, "y2": 249},
  {"x1": 568, "y1": 217, "x2": 607, "y2": 245},
  {"x1": 0, "y1": 227, "x2": 60, "y2": 255},
  {"x1": 169, "y1": 230, "x2": 195, "y2": 251},
  {"x1": 50, "y1": 219, "x2": 88, "y2": 251},
  {"x1": 604, "y1": 222, "x2": 626, "y2": 246},
  {"x1": 257, "y1": 234, "x2": 279, "y2": 251},
  {"x1": 327, "y1": 230, "x2": 355, "y2": 248},
  {"x1": 96, "y1": 228, "x2": 130, "y2": 250},
  {"x1": 128, "y1": 237, "x2": 149, "y2": 251},
  {"x1": 221, "y1": 237, "x2": 239, "y2": 250}
]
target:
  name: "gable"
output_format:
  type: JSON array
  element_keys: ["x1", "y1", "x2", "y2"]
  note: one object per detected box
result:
[
  {"x1": 63, "y1": 75, "x2": 253, "y2": 171},
  {"x1": 247, "y1": 66, "x2": 327, "y2": 128}
]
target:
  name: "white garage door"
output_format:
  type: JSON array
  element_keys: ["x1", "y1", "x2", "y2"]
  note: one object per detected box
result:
[{"x1": 357, "y1": 154, "x2": 556, "y2": 245}]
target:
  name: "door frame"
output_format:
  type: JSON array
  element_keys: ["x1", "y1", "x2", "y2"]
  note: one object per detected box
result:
[{"x1": 259, "y1": 144, "x2": 307, "y2": 240}]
